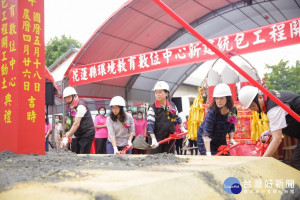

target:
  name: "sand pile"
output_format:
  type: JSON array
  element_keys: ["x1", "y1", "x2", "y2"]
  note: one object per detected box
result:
[{"x1": 0, "y1": 150, "x2": 188, "y2": 191}]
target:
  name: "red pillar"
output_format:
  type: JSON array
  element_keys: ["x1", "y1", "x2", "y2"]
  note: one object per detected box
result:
[
  {"x1": 227, "y1": 83, "x2": 237, "y2": 101},
  {"x1": 0, "y1": 0, "x2": 45, "y2": 154},
  {"x1": 207, "y1": 85, "x2": 215, "y2": 104}
]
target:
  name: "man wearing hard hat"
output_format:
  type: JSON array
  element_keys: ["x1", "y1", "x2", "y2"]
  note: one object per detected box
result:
[
  {"x1": 147, "y1": 81, "x2": 187, "y2": 154},
  {"x1": 238, "y1": 86, "x2": 300, "y2": 170},
  {"x1": 61, "y1": 87, "x2": 95, "y2": 154}
]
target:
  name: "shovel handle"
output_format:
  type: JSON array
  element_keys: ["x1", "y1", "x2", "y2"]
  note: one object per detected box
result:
[
  {"x1": 158, "y1": 132, "x2": 188, "y2": 145},
  {"x1": 258, "y1": 134, "x2": 272, "y2": 157},
  {"x1": 119, "y1": 145, "x2": 133, "y2": 154}
]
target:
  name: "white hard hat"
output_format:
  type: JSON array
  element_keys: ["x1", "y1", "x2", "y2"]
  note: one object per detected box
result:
[
  {"x1": 213, "y1": 83, "x2": 232, "y2": 97},
  {"x1": 109, "y1": 96, "x2": 126, "y2": 107},
  {"x1": 153, "y1": 81, "x2": 169, "y2": 91},
  {"x1": 238, "y1": 86, "x2": 258, "y2": 109},
  {"x1": 63, "y1": 87, "x2": 77, "y2": 98}
]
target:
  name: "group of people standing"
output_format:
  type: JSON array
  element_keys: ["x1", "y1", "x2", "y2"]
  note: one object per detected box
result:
[
  {"x1": 58, "y1": 81, "x2": 187, "y2": 155},
  {"x1": 46, "y1": 80, "x2": 300, "y2": 171},
  {"x1": 93, "y1": 99, "x2": 148, "y2": 155},
  {"x1": 44, "y1": 113, "x2": 71, "y2": 152}
]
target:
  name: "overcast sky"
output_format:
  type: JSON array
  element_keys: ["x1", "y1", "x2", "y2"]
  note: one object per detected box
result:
[
  {"x1": 44, "y1": 0, "x2": 128, "y2": 44},
  {"x1": 44, "y1": 0, "x2": 300, "y2": 80}
]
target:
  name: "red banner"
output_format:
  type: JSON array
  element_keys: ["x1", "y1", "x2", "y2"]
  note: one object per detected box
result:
[
  {"x1": 69, "y1": 17, "x2": 300, "y2": 86},
  {"x1": 0, "y1": 0, "x2": 45, "y2": 154}
]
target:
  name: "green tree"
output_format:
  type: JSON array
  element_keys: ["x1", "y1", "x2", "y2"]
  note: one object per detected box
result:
[
  {"x1": 45, "y1": 35, "x2": 81, "y2": 67},
  {"x1": 264, "y1": 59, "x2": 300, "y2": 94}
]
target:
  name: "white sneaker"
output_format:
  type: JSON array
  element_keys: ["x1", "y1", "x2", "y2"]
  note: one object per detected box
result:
[{"x1": 206, "y1": 152, "x2": 212, "y2": 156}]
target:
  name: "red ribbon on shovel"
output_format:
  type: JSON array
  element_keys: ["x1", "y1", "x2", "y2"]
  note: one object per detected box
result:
[
  {"x1": 251, "y1": 134, "x2": 272, "y2": 157},
  {"x1": 255, "y1": 142, "x2": 270, "y2": 157},
  {"x1": 215, "y1": 143, "x2": 239, "y2": 156},
  {"x1": 158, "y1": 132, "x2": 187, "y2": 144}
]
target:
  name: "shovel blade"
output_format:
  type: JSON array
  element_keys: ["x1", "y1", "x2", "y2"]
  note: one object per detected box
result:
[{"x1": 133, "y1": 135, "x2": 152, "y2": 150}]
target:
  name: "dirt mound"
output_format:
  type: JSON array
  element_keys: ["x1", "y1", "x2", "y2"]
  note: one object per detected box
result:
[{"x1": 0, "y1": 150, "x2": 188, "y2": 191}]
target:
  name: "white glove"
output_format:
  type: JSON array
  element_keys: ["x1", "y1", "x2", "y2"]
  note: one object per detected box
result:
[
  {"x1": 60, "y1": 137, "x2": 68, "y2": 148},
  {"x1": 151, "y1": 138, "x2": 159, "y2": 148},
  {"x1": 260, "y1": 130, "x2": 272, "y2": 142},
  {"x1": 127, "y1": 140, "x2": 132, "y2": 147},
  {"x1": 206, "y1": 152, "x2": 211, "y2": 156},
  {"x1": 229, "y1": 139, "x2": 238, "y2": 145},
  {"x1": 113, "y1": 146, "x2": 119, "y2": 155}
]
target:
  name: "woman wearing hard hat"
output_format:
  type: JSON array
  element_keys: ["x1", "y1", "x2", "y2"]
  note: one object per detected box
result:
[
  {"x1": 239, "y1": 86, "x2": 300, "y2": 170},
  {"x1": 197, "y1": 83, "x2": 238, "y2": 156},
  {"x1": 106, "y1": 96, "x2": 135, "y2": 154},
  {"x1": 61, "y1": 87, "x2": 95, "y2": 154},
  {"x1": 147, "y1": 81, "x2": 186, "y2": 154}
]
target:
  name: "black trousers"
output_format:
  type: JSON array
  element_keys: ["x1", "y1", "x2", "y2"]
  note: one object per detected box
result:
[
  {"x1": 95, "y1": 138, "x2": 107, "y2": 154},
  {"x1": 291, "y1": 142, "x2": 300, "y2": 171},
  {"x1": 71, "y1": 138, "x2": 77, "y2": 153},
  {"x1": 189, "y1": 139, "x2": 198, "y2": 155},
  {"x1": 286, "y1": 119, "x2": 300, "y2": 171},
  {"x1": 75, "y1": 134, "x2": 94, "y2": 154},
  {"x1": 175, "y1": 138, "x2": 183, "y2": 155},
  {"x1": 147, "y1": 139, "x2": 175, "y2": 154},
  {"x1": 283, "y1": 100, "x2": 300, "y2": 171}
]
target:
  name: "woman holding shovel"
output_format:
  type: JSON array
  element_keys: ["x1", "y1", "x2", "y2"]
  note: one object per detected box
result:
[
  {"x1": 146, "y1": 81, "x2": 186, "y2": 154},
  {"x1": 106, "y1": 96, "x2": 135, "y2": 154},
  {"x1": 197, "y1": 83, "x2": 237, "y2": 156}
]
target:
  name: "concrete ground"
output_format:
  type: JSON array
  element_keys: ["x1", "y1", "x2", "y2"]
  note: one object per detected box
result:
[{"x1": 0, "y1": 150, "x2": 299, "y2": 200}]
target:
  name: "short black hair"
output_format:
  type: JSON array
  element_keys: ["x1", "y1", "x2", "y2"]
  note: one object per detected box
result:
[
  {"x1": 98, "y1": 107, "x2": 106, "y2": 114},
  {"x1": 137, "y1": 111, "x2": 143, "y2": 115},
  {"x1": 164, "y1": 90, "x2": 169, "y2": 98},
  {"x1": 137, "y1": 111, "x2": 143, "y2": 119}
]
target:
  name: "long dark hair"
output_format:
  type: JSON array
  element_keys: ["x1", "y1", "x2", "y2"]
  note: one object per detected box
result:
[
  {"x1": 208, "y1": 96, "x2": 234, "y2": 112},
  {"x1": 110, "y1": 106, "x2": 126, "y2": 123},
  {"x1": 45, "y1": 116, "x2": 49, "y2": 125}
]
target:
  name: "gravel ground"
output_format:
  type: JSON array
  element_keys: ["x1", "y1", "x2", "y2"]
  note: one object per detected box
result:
[{"x1": 0, "y1": 149, "x2": 188, "y2": 192}]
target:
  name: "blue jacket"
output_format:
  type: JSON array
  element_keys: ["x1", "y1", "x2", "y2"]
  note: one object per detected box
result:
[{"x1": 197, "y1": 107, "x2": 236, "y2": 154}]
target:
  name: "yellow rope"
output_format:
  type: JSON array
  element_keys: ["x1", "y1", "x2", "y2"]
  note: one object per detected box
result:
[{"x1": 251, "y1": 111, "x2": 269, "y2": 141}]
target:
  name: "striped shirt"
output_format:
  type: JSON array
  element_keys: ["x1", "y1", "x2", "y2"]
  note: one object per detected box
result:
[{"x1": 147, "y1": 102, "x2": 182, "y2": 134}]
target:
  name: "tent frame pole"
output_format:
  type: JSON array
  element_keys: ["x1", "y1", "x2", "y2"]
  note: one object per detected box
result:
[{"x1": 153, "y1": 0, "x2": 300, "y2": 122}]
